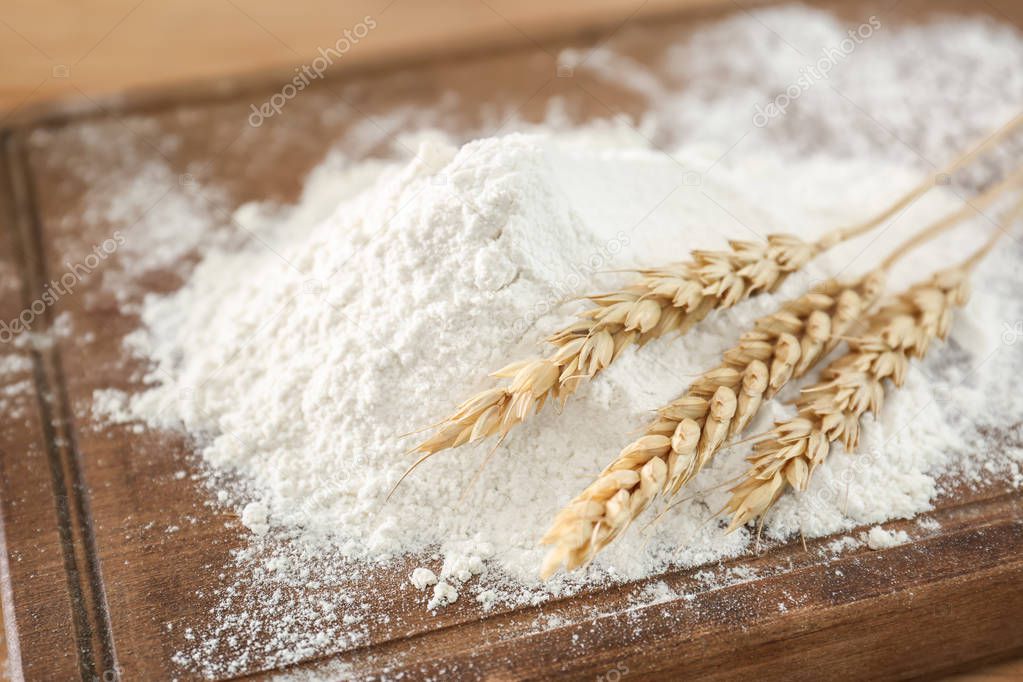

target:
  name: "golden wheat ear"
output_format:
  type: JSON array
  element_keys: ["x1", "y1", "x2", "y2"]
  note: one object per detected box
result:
[
  {"x1": 725, "y1": 193, "x2": 1022, "y2": 533},
  {"x1": 538, "y1": 273, "x2": 883, "y2": 576},
  {"x1": 537, "y1": 170, "x2": 1023, "y2": 578}
]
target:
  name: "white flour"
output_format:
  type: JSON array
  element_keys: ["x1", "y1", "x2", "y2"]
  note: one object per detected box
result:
[
  {"x1": 108, "y1": 131, "x2": 977, "y2": 582},
  {"x1": 864, "y1": 526, "x2": 911, "y2": 550},
  {"x1": 84, "y1": 5, "x2": 1023, "y2": 676}
]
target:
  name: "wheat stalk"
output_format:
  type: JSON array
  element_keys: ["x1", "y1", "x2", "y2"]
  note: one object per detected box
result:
[
  {"x1": 409, "y1": 114, "x2": 1023, "y2": 468},
  {"x1": 724, "y1": 198, "x2": 1020, "y2": 532},
  {"x1": 537, "y1": 172, "x2": 1023, "y2": 577}
]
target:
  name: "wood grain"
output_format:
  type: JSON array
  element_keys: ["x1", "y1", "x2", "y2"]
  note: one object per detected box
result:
[{"x1": 1, "y1": 0, "x2": 1022, "y2": 679}]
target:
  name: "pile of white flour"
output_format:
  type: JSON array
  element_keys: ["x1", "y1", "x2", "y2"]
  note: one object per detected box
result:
[
  {"x1": 103, "y1": 126, "x2": 1023, "y2": 588},
  {"x1": 86, "y1": 4, "x2": 1023, "y2": 675}
]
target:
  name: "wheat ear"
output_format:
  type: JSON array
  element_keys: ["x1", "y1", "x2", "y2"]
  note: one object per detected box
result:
[
  {"x1": 412, "y1": 235, "x2": 819, "y2": 458},
  {"x1": 724, "y1": 198, "x2": 1020, "y2": 532},
  {"x1": 537, "y1": 172, "x2": 1022, "y2": 578},
  {"x1": 538, "y1": 274, "x2": 882, "y2": 576},
  {"x1": 411, "y1": 114, "x2": 1023, "y2": 464}
]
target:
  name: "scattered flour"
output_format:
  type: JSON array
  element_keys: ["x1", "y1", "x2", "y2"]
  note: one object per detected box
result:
[
  {"x1": 0, "y1": 352, "x2": 33, "y2": 418},
  {"x1": 475, "y1": 589, "x2": 498, "y2": 611},
  {"x1": 863, "y1": 527, "x2": 912, "y2": 550},
  {"x1": 0, "y1": 354, "x2": 31, "y2": 376},
  {"x1": 824, "y1": 535, "x2": 863, "y2": 555},
  {"x1": 630, "y1": 580, "x2": 679, "y2": 607},
  {"x1": 77, "y1": 4, "x2": 1023, "y2": 676},
  {"x1": 91, "y1": 388, "x2": 132, "y2": 423}
]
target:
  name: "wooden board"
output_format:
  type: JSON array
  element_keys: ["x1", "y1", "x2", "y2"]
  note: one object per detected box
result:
[{"x1": 2, "y1": 1, "x2": 1023, "y2": 679}]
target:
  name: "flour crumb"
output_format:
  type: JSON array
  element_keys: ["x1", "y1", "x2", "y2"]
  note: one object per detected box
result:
[
  {"x1": 410, "y1": 567, "x2": 438, "y2": 589},
  {"x1": 428, "y1": 582, "x2": 458, "y2": 610},
  {"x1": 824, "y1": 535, "x2": 862, "y2": 555},
  {"x1": 864, "y1": 527, "x2": 911, "y2": 550},
  {"x1": 441, "y1": 553, "x2": 485, "y2": 584},
  {"x1": 241, "y1": 502, "x2": 270, "y2": 536}
]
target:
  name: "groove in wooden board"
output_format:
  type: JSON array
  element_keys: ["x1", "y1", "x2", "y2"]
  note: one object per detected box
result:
[
  {"x1": 7, "y1": 131, "x2": 119, "y2": 681},
  {"x1": 0, "y1": 134, "x2": 84, "y2": 679}
]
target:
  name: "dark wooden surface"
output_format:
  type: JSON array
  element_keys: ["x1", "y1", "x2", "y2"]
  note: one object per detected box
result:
[{"x1": 1, "y1": 1, "x2": 1022, "y2": 679}]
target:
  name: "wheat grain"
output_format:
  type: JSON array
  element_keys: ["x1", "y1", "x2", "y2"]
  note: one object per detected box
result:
[{"x1": 724, "y1": 198, "x2": 1020, "y2": 532}]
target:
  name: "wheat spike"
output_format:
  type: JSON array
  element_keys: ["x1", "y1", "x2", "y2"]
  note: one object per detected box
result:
[
  {"x1": 724, "y1": 197, "x2": 1020, "y2": 532},
  {"x1": 723, "y1": 268, "x2": 969, "y2": 531},
  {"x1": 537, "y1": 273, "x2": 884, "y2": 577},
  {"x1": 537, "y1": 173, "x2": 1023, "y2": 577}
]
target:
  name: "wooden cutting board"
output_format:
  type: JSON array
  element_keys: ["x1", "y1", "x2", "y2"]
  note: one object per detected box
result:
[{"x1": 1, "y1": 1, "x2": 1022, "y2": 679}]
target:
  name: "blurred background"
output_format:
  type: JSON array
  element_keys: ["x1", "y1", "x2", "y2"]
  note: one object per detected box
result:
[{"x1": 0, "y1": 0, "x2": 731, "y2": 120}]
